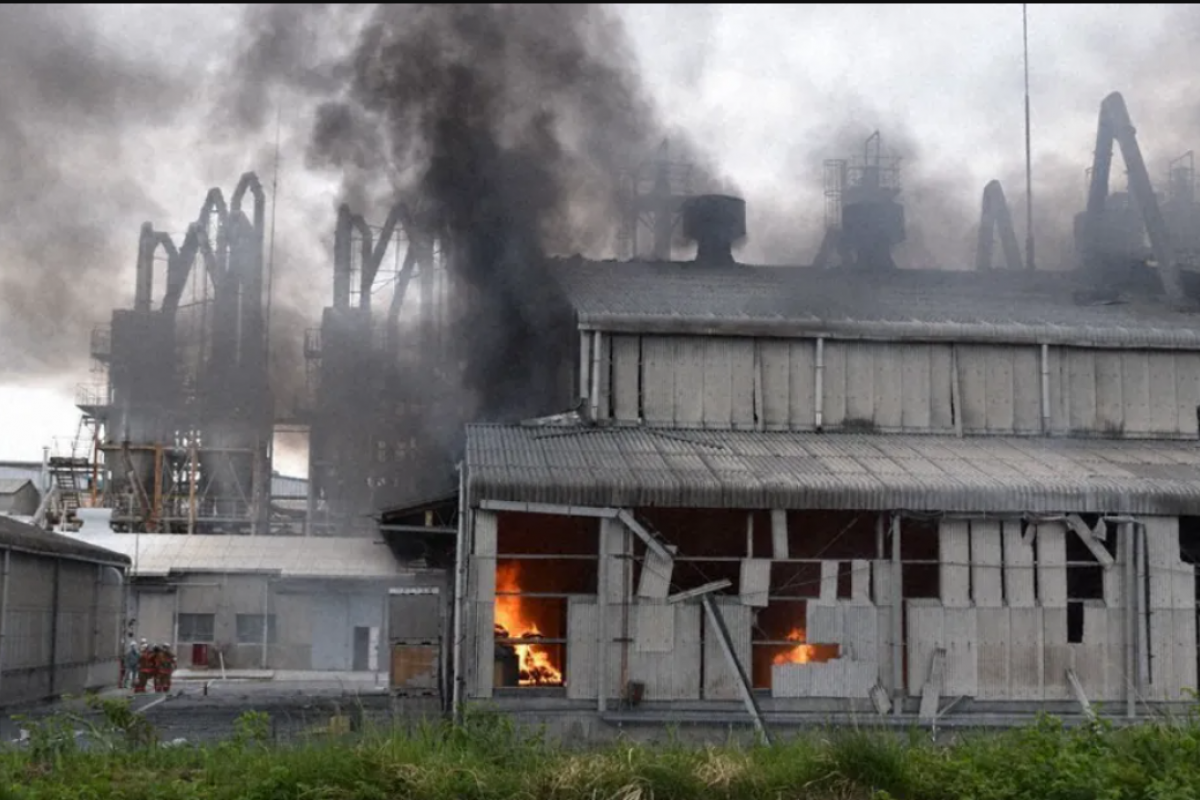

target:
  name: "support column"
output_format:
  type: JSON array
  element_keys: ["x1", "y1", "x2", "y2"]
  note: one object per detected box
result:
[
  {"x1": 471, "y1": 511, "x2": 498, "y2": 700},
  {"x1": 890, "y1": 515, "x2": 903, "y2": 710}
]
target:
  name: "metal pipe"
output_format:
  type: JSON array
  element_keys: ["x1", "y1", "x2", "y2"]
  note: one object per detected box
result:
[
  {"x1": 890, "y1": 514, "x2": 904, "y2": 711},
  {"x1": 589, "y1": 331, "x2": 603, "y2": 420},
  {"x1": 0, "y1": 550, "x2": 10, "y2": 702},
  {"x1": 596, "y1": 518, "x2": 609, "y2": 714},
  {"x1": 579, "y1": 331, "x2": 592, "y2": 403},
  {"x1": 1040, "y1": 343, "x2": 1051, "y2": 432},
  {"x1": 261, "y1": 579, "x2": 270, "y2": 670},
  {"x1": 1136, "y1": 523, "x2": 1149, "y2": 689},
  {"x1": 48, "y1": 560, "x2": 61, "y2": 697},
  {"x1": 950, "y1": 346, "x2": 964, "y2": 437},
  {"x1": 814, "y1": 337, "x2": 825, "y2": 429},
  {"x1": 451, "y1": 462, "x2": 468, "y2": 722},
  {"x1": 1123, "y1": 522, "x2": 1137, "y2": 718}
]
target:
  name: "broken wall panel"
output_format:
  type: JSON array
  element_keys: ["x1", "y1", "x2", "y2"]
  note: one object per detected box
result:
[
  {"x1": 1143, "y1": 516, "x2": 1196, "y2": 701},
  {"x1": 566, "y1": 598, "x2": 599, "y2": 700},
  {"x1": 634, "y1": 601, "x2": 675, "y2": 653},
  {"x1": 627, "y1": 602, "x2": 702, "y2": 700},
  {"x1": 1003, "y1": 520, "x2": 1036, "y2": 607},
  {"x1": 703, "y1": 597, "x2": 752, "y2": 701},
  {"x1": 1036, "y1": 522, "x2": 1068, "y2": 608},
  {"x1": 636, "y1": 546, "x2": 675, "y2": 600},
  {"x1": 740, "y1": 559, "x2": 771, "y2": 607},
  {"x1": 906, "y1": 601, "x2": 978, "y2": 698},
  {"x1": 938, "y1": 520, "x2": 970, "y2": 608},
  {"x1": 610, "y1": 335, "x2": 641, "y2": 420},
  {"x1": 1042, "y1": 607, "x2": 1072, "y2": 701},
  {"x1": 807, "y1": 601, "x2": 844, "y2": 645},
  {"x1": 1008, "y1": 607, "x2": 1044, "y2": 700},
  {"x1": 1073, "y1": 601, "x2": 1110, "y2": 701},
  {"x1": 975, "y1": 608, "x2": 1010, "y2": 700},
  {"x1": 970, "y1": 520, "x2": 1003, "y2": 607},
  {"x1": 772, "y1": 659, "x2": 875, "y2": 699}
]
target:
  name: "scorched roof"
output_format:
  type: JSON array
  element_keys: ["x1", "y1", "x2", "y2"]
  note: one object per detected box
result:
[
  {"x1": 548, "y1": 261, "x2": 1200, "y2": 348},
  {"x1": 465, "y1": 423, "x2": 1200, "y2": 515}
]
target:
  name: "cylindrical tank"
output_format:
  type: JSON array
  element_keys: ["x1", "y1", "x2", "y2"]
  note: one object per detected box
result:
[
  {"x1": 682, "y1": 194, "x2": 746, "y2": 265},
  {"x1": 108, "y1": 309, "x2": 178, "y2": 523}
]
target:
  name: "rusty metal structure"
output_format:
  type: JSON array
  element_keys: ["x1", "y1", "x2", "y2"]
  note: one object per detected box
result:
[
  {"x1": 813, "y1": 131, "x2": 906, "y2": 271},
  {"x1": 616, "y1": 140, "x2": 695, "y2": 260},
  {"x1": 975, "y1": 180, "x2": 1023, "y2": 271},
  {"x1": 303, "y1": 201, "x2": 459, "y2": 534},
  {"x1": 1074, "y1": 92, "x2": 1185, "y2": 300},
  {"x1": 75, "y1": 173, "x2": 276, "y2": 534}
]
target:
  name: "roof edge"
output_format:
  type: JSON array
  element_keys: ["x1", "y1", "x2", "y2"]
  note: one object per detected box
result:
[{"x1": 576, "y1": 314, "x2": 1200, "y2": 349}]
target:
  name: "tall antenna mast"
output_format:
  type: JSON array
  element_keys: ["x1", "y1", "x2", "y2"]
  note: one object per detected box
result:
[{"x1": 1023, "y1": 3, "x2": 1035, "y2": 270}]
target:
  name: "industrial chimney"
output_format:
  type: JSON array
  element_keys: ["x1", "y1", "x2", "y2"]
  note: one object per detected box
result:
[{"x1": 682, "y1": 194, "x2": 746, "y2": 265}]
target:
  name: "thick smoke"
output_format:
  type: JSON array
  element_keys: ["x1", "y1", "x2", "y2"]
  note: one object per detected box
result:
[
  {"x1": 0, "y1": 5, "x2": 185, "y2": 382},
  {"x1": 227, "y1": 3, "x2": 721, "y2": 420}
]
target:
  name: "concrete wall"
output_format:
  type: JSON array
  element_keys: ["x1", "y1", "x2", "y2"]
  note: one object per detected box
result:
[
  {"x1": 1, "y1": 551, "x2": 123, "y2": 708},
  {"x1": 464, "y1": 509, "x2": 1200, "y2": 719},
  {"x1": 590, "y1": 334, "x2": 1200, "y2": 438},
  {"x1": 132, "y1": 573, "x2": 408, "y2": 672}
]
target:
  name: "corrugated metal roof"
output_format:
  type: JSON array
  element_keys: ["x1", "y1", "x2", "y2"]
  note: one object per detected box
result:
[
  {"x1": 61, "y1": 531, "x2": 411, "y2": 579},
  {"x1": 0, "y1": 462, "x2": 41, "y2": 485},
  {"x1": 465, "y1": 423, "x2": 1200, "y2": 515},
  {"x1": 271, "y1": 474, "x2": 308, "y2": 498},
  {"x1": 0, "y1": 516, "x2": 130, "y2": 565},
  {"x1": 549, "y1": 261, "x2": 1200, "y2": 347},
  {"x1": 0, "y1": 479, "x2": 33, "y2": 495}
]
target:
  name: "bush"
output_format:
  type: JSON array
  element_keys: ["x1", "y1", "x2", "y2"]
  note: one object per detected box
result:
[{"x1": 5, "y1": 703, "x2": 1200, "y2": 799}]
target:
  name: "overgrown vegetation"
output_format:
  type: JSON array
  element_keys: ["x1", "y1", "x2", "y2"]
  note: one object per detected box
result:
[{"x1": 5, "y1": 699, "x2": 1200, "y2": 799}]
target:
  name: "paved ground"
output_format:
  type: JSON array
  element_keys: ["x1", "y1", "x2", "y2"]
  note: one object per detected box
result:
[{"x1": 1, "y1": 673, "x2": 438, "y2": 746}]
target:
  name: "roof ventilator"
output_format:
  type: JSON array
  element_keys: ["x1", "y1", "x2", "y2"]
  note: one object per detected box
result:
[{"x1": 682, "y1": 194, "x2": 746, "y2": 266}]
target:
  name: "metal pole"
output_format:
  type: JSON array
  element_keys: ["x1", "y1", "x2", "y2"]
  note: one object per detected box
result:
[
  {"x1": 261, "y1": 579, "x2": 270, "y2": 670},
  {"x1": 0, "y1": 550, "x2": 10, "y2": 702},
  {"x1": 1023, "y1": 3, "x2": 1035, "y2": 271}
]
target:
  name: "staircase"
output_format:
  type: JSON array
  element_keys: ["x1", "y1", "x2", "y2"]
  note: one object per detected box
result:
[{"x1": 47, "y1": 415, "x2": 98, "y2": 523}]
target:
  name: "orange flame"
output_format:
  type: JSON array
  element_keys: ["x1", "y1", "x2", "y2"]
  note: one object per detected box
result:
[
  {"x1": 772, "y1": 628, "x2": 818, "y2": 665},
  {"x1": 494, "y1": 562, "x2": 563, "y2": 686}
]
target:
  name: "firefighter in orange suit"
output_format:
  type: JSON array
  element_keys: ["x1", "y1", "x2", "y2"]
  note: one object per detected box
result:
[
  {"x1": 154, "y1": 644, "x2": 177, "y2": 693},
  {"x1": 134, "y1": 641, "x2": 155, "y2": 694}
]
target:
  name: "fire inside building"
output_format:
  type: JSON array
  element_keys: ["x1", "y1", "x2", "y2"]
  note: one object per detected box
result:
[{"x1": 34, "y1": 90, "x2": 1200, "y2": 731}]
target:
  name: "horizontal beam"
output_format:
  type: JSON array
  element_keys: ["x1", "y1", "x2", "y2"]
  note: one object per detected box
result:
[
  {"x1": 479, "y1": 500, "x2": 619, "y2": 518},
  {"x1": 668, "y1": 579, "x2": 731, "y2": 604}
]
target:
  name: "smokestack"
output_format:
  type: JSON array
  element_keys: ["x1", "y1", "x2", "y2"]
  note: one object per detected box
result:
[{"x1": 683, "y1": 194, "x2": 746, "y2": 266}]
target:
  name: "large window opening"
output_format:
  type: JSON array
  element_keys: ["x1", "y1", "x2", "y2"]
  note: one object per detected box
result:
[
  {"x1": 630, "y1": 509, "x2": 876, "y2": 691},
  {"x1": 1065, "y1": 515, "x2": 1109, "y2": 644},
  {"x1": 493, "y1": 513, "x2": 597, "y2": 689}
]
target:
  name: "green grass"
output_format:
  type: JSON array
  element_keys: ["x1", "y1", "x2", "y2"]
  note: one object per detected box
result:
[{"x1": 5, "y1": 698, "x2": 1200, "y2": 799}]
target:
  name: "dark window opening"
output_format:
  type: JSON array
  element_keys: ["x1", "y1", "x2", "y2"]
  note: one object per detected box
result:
[
  {"x1": 497, "y1": 513, "x2": 597, "y2": 555},
  {"x1": 1065, "y1": 530, "x2": 1104, "y2": 601},
  {"x1": 1067, "y1": 602, "x2": 1085, "y2": 644},
  {"x1": 749, "y1": 600, "x2": 840, "y2": 690},
  {"x1": 1179, "y1": 517, "x2": 1200, "y2": 565},
  {"x1": 837, "y1": 565, "x2": 853, "y2": 599}
]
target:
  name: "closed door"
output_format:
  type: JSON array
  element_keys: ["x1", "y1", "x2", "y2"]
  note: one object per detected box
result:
[
  {"x1": 352, "y1": 627, "x2": 370, "y2": 672},
  {"x1": 311, "y1": 596, "x2": 349, "y2": 671}
]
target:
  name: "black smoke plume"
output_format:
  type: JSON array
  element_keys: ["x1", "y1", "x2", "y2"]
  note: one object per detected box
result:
[
  {"x1": 0, "y1": 5, "x2": 184, "y2": 382},
  {"x1": 229, "y1": 3, "x2": 721, "y2": 422}
]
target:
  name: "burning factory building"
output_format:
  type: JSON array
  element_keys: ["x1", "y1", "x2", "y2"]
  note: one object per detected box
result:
[
  {"x1": 440, "y1": 92, "x2": 1200, "y2": 740},
  {"x1": 43, "y1": 51, "x2": 1200, "y2": 730}
]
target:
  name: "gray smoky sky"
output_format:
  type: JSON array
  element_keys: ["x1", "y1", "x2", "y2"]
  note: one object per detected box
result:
[{"x1": 2, "y1": 3, "x2": 1199, "y2": 465}]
